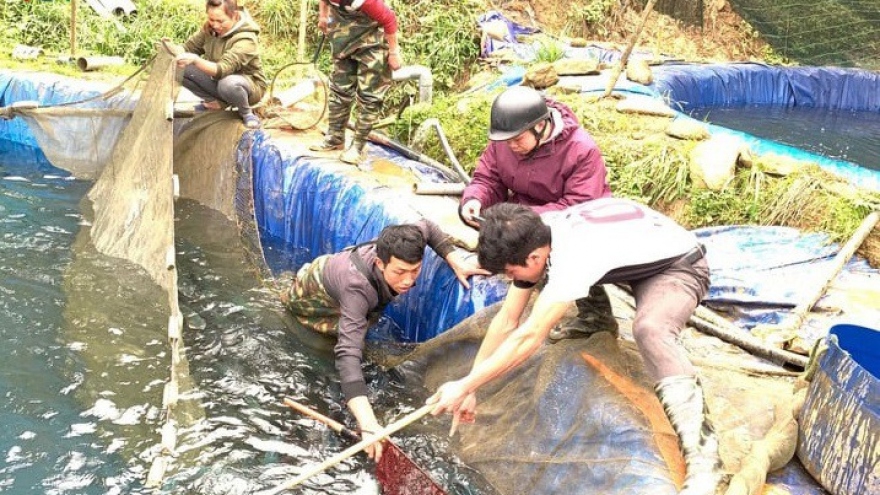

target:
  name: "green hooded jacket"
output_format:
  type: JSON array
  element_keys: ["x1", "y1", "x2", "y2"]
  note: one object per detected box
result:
[{"x1": 183, "y1": 8, "x2": 268, "y2": 101}]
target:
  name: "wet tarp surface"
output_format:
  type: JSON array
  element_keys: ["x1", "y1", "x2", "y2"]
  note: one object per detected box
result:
[{"x1": 696, "y1": 226, "x2": 880, "y2": 329}]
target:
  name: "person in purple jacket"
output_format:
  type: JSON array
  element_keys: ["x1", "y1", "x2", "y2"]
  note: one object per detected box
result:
[{"x1": 459, "y1": 86, "x2": 617, "y2": 340}]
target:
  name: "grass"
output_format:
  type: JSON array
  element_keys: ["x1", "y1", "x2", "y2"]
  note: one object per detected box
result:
[{"x1": 390, "y1": 88, "x2": 880, "y2": 266}]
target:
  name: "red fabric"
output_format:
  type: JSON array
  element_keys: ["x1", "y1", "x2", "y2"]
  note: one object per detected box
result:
[
  {"x1": 358, "y1": 0, "x2": 397, "y2": 34},
  {"x1": 375, "y1": 442, "x2": 447, "y2": 495},
  {"x1": 327, "y1": 0, "x2": 398, "y2": 34}
]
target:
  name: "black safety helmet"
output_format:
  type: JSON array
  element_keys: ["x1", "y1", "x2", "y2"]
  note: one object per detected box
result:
[{"x1": 488, "y1": 86, "x2": 550, "y2": 141}]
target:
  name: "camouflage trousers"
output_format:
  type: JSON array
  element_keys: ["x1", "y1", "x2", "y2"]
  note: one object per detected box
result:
[
  {"x1": 283, "y1": 255, "x2": 340, "y2": 335},
  {"x1": 326, "y1": 43, "x2": 392, "y2": 149}
]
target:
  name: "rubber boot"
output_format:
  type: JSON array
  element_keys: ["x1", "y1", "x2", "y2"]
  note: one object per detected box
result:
[
  {"x1": 309, "y1": 132, "x2": 345, "y2": 152},
  {"x1": 548, "y1": 285, "x2": 618, "y2": 342},
  {"x1": 655, "y1": 375, "x2": 724, "y2": 495},
  {"x1": 339, "y1": 139, "x2": 366, "y2": 165}
]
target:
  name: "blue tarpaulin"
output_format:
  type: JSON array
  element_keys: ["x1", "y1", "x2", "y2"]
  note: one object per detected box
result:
[
  {"x1": 249, "y1": 131, "x2": 508, "y2": 343},
  {"x1": 649, "y1": 62, "x2": 880, "y2": 112}
]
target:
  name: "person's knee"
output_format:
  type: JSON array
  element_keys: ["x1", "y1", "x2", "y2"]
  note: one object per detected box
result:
[
  {"x1": 181, "y1": 64, "x2": 204, "y2": 81},
  {"x1": 217, "y1": 78, "x2": 248, "y2": 99},
  {"x1": 632, "y1": 318, "x2": 678, "y2": 346}
]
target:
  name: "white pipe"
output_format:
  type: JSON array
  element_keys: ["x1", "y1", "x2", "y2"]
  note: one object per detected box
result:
[{"x1": 392, "y1": 65, "x2": 433, "y2": 104}]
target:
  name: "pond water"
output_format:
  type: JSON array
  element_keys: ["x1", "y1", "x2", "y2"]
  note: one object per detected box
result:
[
  {"x1": 0, "y1": 142, "x2": 495, "y2": 495},
  {"x1": 687, "y1": 105, "x2": 880, "y2": 172}
]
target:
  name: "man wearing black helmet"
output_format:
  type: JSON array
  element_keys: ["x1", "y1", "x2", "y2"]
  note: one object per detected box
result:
[
  {"x1": 459, "y1": 86, "x2": 611, "y2": 225},
  {"x1": 460, "y1": 85, "x2": 616, "y2": 340}
]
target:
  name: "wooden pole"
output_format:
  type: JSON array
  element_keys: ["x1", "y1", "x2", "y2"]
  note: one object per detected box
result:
[
  {"x1": 70, "y1": 0, "x2": 78, "y2": 57},
  {"x1": 299, "y1": 0, "x2": 309, "y2": 62},
  {"x1": 282, "y1": 398, "x2": 360, "y2": 441},
  {"x1": 602, "y1": 0, "x2": 658, "y2": 98},
  {"x1": 763, "y1": 210, "x2": 880, "y2": 335},
  {"x1": 605, "y1": 284, "x2": 809, "y2": 369},
  {"x1": 267, "y1": 404, "x2": 434, "y2": 494}
]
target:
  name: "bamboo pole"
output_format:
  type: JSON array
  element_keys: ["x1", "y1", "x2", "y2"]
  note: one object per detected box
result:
[
  {"x1": 71, "y1": 0, "x2": 78, "y2": 57},
  {"x1": 282, "y1": 398, "x2": 360, "y2": 441},
  {"x1": 298, "y1": 0, "x2": 309, "y2": 62},
  {"x1": 754, "y1": 210, "x2": 880, "y2": 338},
  {"x1": 605, "y1": 284, "x2": 809, "y2": 369},
  {"x1": 602, "y1": 0, "x2": 658, "y2": 98}
]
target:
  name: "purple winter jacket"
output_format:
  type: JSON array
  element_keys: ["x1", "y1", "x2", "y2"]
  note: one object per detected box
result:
[{"x1": 461, "y1": 98, "x2": 612, "y2": 215}]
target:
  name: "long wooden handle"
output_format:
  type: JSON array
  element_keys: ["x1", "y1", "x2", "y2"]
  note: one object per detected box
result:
[
  {"x1": 268, "y1": 404, "x2": 434, "y2": 494},
  {"x1": 282, "y1": 398, "x2": 359, "y2": 441},
  {"x1": 783, "y1": 210, "x2": 880, "y2": 331}
]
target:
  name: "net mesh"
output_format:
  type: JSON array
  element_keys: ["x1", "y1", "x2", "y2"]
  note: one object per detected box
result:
[
  {"x1": 655, "y1": 0, "x2": 880, "y2": 69},
  {"x1": 86, "y1": 50, "x2": 177, "y2": 298}
]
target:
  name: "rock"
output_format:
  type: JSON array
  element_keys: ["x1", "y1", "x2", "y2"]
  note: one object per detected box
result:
[
  {"x1": 569, "y1": 37, "x2": 589, "y2": 48},
  {"x1": 553, "y1": 58, "x2": 601, "y2": 76},
  {"x1": 690, "y1": 134, "x2": 748, "y2": 190},
  {"x1": 616, "y1": 95, "x2": 676, "y2": 117},
  {"x1": 522, "y1": 62, "x2": 559, "y2": 89},
  {"x1": 626, "y1": 58, "x2": 653, "y2": 85},
  {"x1": 666, "y1": 117, "x2": 711, "y2": 140},
  {"x1": 756, "y1": 153, "x2": 804, "y2": 176}
]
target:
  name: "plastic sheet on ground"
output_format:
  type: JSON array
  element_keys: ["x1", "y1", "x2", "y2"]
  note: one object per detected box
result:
[
  {"x1": 471, "y1": 12, "x2": 880, "y2": 193},
  {"x1": 389, "y1": 300, "x2": 826, "y2": 495},
  {"x1": 695, "y1": 225, "x2": 880, "y2": 330}
]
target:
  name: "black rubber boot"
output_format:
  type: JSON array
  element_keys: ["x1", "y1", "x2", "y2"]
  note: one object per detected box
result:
[{"x1": 549, "y1": 285, "x2": 618, "y2": 342}]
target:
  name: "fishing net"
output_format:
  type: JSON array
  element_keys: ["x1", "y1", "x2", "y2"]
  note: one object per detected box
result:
[
  {"x1": 379, "y1": 290, "x2": 817, "y2": 495},
  {"x1": 652, "y1": 0, "x2": 880, "y2": 69}
]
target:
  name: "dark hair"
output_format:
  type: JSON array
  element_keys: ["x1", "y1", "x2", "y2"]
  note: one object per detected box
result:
[
  {"x1": 376, "y1": 225, "x2": 427, "y2": 264},
  {"x1": 477, "y1": 203, "x2": 551, "y2": 273},
  {"x1": 206, "y1": 0, "x2": 237, "y2": 17}
]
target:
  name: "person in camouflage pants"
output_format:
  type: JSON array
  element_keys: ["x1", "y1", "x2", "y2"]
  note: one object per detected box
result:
[{"x1": 309, "y1": 0, "x2": 402, "y2": 164}]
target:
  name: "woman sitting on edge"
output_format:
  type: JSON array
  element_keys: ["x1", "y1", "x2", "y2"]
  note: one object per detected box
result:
[{"x1": 171, "y1": 0, "x2": 267, "y2": 129}]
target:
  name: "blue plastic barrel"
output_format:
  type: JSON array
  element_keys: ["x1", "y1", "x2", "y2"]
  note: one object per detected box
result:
[{"x1": 797, "y1": 323, "x2": 880, "y2": 495}]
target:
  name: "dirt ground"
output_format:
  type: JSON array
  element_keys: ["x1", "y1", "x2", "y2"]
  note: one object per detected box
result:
[{"x1": 491, "y1": 0, "x2": 770, "y2": 62}]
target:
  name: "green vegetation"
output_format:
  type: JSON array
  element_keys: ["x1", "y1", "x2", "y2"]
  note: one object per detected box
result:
[{"x1": 391, "y1": 90, "x2": 880, "y2": 264}]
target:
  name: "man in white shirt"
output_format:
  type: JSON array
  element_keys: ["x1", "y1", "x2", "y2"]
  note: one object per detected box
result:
[{"x1": 428, "y1": 199, "x2": 722, "y2": 495}]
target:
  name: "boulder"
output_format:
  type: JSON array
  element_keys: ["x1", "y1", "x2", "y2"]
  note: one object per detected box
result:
[
  {"x1": 626, "y1": 58, "x2": 653, "y2": 85},
  {"x1": 522, "y1": 62, "x2": 559, "y2": 89},
  {"x1": 616, "y1": 95, "x2": 676, "y2": 117},
  {"x1": 666, "y1": 117, "x2": 711, "y2": 141},
  {"x1": 690, "y1": 134, "x2": 748, "y2": 190},
  {"x1": 553, "y1": 58, "x2": 601, "y2": 76}
]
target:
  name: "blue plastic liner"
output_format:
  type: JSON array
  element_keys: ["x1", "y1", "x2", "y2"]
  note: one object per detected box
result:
[
  {"x1": 650, "y1": 62, "x2": 880, "y2": 112},
  {"x1": 249, "y1": 132, "x2": 508, "y2": 343},
  {"x1": 0, "y1": 71, "x2": 113, "y2": 147},
  {"x1": 798, "y1": 323, "x2": 880, "y2": 495}
]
